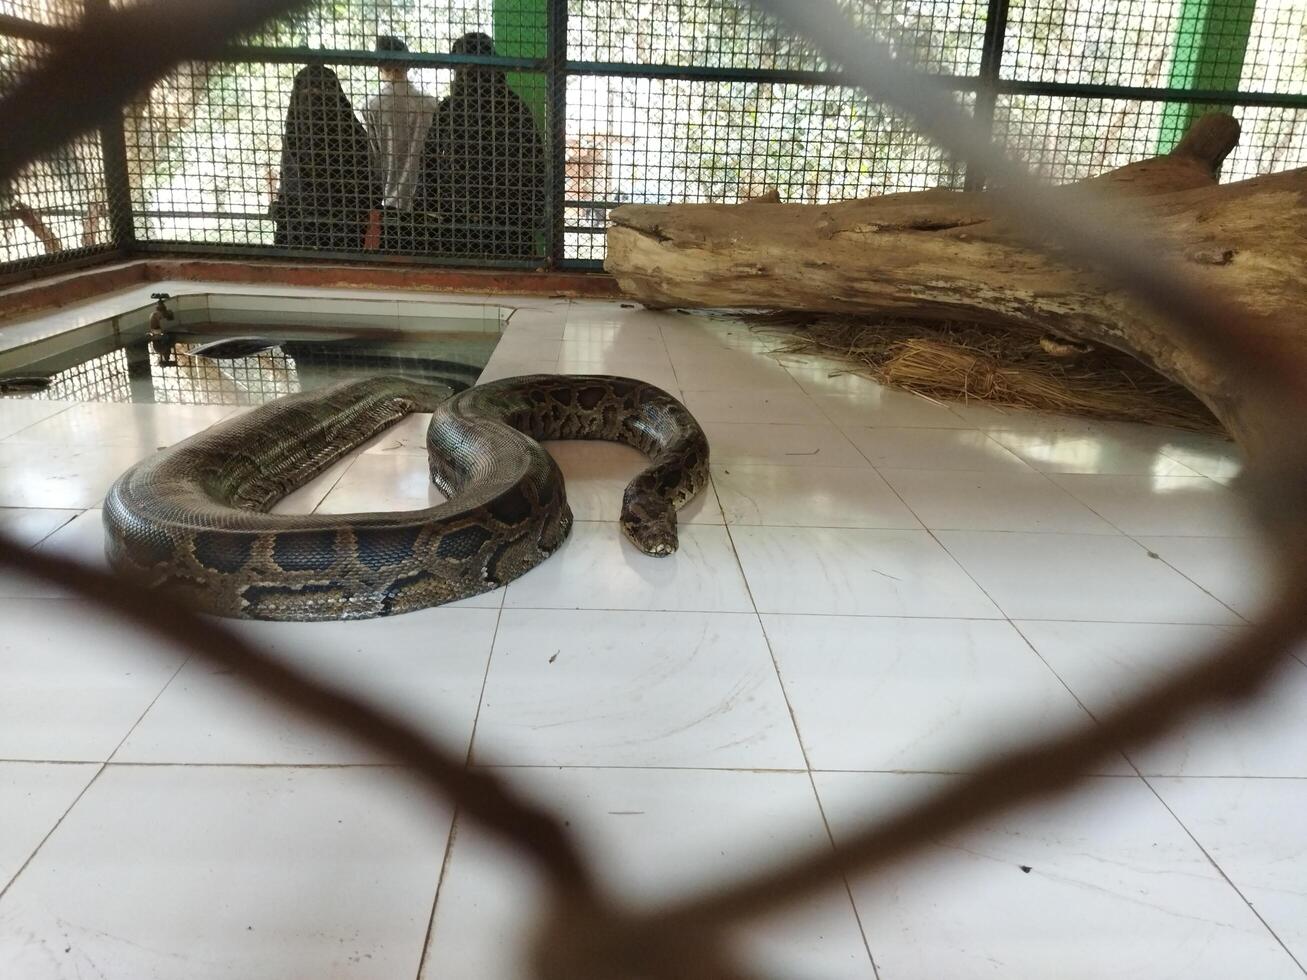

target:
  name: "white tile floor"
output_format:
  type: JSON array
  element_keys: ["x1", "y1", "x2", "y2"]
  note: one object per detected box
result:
[{"x1": 1, "y1": 294, "x2": 1302, "y2": 980}]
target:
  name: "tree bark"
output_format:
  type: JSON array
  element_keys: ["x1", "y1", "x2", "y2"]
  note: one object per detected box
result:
[{"x1": 605, "y1": 114, "x2": 1305, "y2": 451}]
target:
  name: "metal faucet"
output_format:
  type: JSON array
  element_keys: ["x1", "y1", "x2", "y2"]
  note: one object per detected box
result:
[
  {"x1": 147, "y1": 292, "x2": 178, "y2": 366},
  {"x1": 148, "y1": 292, "x2": 176, "y2": 332}
]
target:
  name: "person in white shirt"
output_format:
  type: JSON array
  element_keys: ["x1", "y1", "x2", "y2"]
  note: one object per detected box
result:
[{"x1": 361, "y1": 35, "x2": 437, "y2": 247}]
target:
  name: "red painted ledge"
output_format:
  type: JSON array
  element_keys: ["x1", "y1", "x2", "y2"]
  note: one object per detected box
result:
[{"x1": 0, "y1": 256, "x2": 622, "y2": 322}]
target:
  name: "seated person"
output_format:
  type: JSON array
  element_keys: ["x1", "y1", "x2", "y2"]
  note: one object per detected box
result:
[
  {"x1": 271, "y1": 65, "x2": 379, "y2": 251},
  {"x1": 418, "y1": 32, "x2": 546, "y2": 259}
]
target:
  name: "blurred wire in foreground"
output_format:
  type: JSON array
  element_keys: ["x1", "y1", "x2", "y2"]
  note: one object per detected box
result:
[
  {"x1": 2, "y1": 1, "x2": 1305, "y2": 978},
  {"x1": 0, "y1": 0, "x2": 314, "y2": 183}
]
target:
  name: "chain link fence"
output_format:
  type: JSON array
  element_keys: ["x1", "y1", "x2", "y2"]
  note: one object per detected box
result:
[{"x1": 1, "y1": 0, "x2": 1305, "y2": 277}]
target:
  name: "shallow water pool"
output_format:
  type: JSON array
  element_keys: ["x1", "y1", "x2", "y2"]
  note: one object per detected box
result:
[{"x1": 0, "y1": 292, "x2": 503, "y2": 405}]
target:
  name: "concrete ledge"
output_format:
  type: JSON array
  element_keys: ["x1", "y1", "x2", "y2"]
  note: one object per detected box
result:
[{"x1": 0, "y1": 256, "x2": 621, "y2": 323}]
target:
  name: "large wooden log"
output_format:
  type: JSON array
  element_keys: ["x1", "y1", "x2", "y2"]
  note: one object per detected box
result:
[{"x1": 606, "y1": 114, "x2": 1306, "y2": 451}]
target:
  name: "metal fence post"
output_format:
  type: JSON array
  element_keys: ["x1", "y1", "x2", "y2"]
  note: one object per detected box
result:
[
  {"x1": 98, "y1": 118, "x2": 136, "y2": 251},
  {"x1": 1156, "y1": 0, "x2": 1257, "y2": 155},
  {"x1": 965, "y1": 0, "x2": 1009, "y2": 192},
  {"x1": 86, "y1": 0, "x2": 136, "y2": 252},
  {"x1": 545, "y1": 0, "x2": 568, "y2": 266}
]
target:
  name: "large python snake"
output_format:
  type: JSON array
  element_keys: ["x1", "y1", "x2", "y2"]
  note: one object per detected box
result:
[{"x1": 102, "y1": 375, "x2": 710, "y2": 621}]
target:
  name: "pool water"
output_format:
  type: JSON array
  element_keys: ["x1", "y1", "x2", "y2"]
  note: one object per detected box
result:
[{"x1": 0, "y1": 293, "x2": 503, "y2": 406}]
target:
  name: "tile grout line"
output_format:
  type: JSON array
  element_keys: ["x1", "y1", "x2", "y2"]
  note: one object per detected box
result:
[
  {"x1": 657, "y1": 319, "x2": 687, "y2": 391},
  {"x1": 926, "y1": 458, "x2": 1129, "y2": 536},
  {"x1": 0, "y1": 400, "x2": 79, "y2": 443},
  {"x1": 1006, "y1": 621, "x2": 1306, "y2": 969},
  {"x1": 0, "y1": 590, "x2": 1256, "y2": 629},
  {"x1": 633, "y1": 517, "x2": 1149, "y2": 535},
  {"x1": 28, "y1": 506, "x2": 84, "y2": 549},
  {"x1": 1009, "y1": 620, "x2": 1145, "y2": 773},
  {"x1": 103, "y1": 651, "x2": 196, "y2": 766},
  {"x1": 861, "y1": 471, "x2": 1171, "y2": 777},
  {"x1": 306, "y1": 452, "x2": 367, "y2": 514},
  {"x1": 1122, "y1": 530, "x2": 1257, "y2": 628},
  {"x1": 887, "y1": 510, "x2": 1245, "y2": 628},
  {"x1": 0, "y1": 650, "x2": 193, "y2": 903},
  {"x1": 1033, "y1": 476, "x2": 1158, "y2": 539},
  {"x1": 415, "y1": 588, "x2": 508, "y2": 979},
  {"x1": 849, "y1": 451, "x2": 1162, "y2": 771},
  {"x1": 0, "y1": 759, "x2": 414, "y2": 769},
  {"x1": 475, "y1": 762, "x2": 1212, "y2": 777},
  {"x1": 718, "y1": 516, "x2": 883, "y2": 979},
  {"x1": 1034, "y1": 469, "x2": 1249, "y2": 545},
  {"x1": 0, "y1": 760, "x2": 106, "y2": 903},
  {"x1": 1140, "y1": 775, "x2": 1307, "y2": 976},
  {"x1": 845, "y1": 448, "x2": 1013, "y2": 625},
  {"x1": 10, "y1": 757, "x2": 1307, "y2": 779},
  {"x1": 758, "y1": 635, "x2": 886, "y2": 980},
  {"x1": 415, "y1": 810, "x2": 465, "y2": 980}
]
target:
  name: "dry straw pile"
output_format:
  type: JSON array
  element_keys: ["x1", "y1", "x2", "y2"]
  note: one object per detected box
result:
[{"x1": 748, "y1": 312, "x2": 1224, "y2": 434}]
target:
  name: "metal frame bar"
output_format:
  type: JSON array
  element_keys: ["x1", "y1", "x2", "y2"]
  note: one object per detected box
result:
[
  {"x1": 217, "y1": 45, "x2": 544, "y2": 70},
  {"x1": 85, "y1": 0, "x2": 136, "y2": 251},
  {"x1": 0, "y1": 244, "x2": 122, "y2": 288},
  {"x1": 494, "y1": 0, "x2": 549, "y2": 129},
  {"x1": 965, "y1": 0, "x2": 1009, "y2": 191},
  {"x1": 130, "y1": 238, "x2": 544, "y2": 269},
  {"x1": 8, "y1": 19, "x2": 1293, "y2": 100},
  {"x1": 150, "y1": 46, "x2": 1307, "y2": 109},
  {"x1": 997, "y1": 78, "x2": 1306, "y2": 109},
  {"x1": 97, "y1": 116, "x2": 136, "y2": 249},
  {"x1": 545, "y1": 0, "x2": 568, "y2": 267}
]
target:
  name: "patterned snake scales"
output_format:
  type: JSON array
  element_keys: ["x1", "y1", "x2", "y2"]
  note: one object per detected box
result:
[{"x1": 103, "y1": 375, "x2": 710, "y2": 621}]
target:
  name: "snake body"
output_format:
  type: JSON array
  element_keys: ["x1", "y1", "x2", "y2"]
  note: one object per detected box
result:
[{"x1": 102, "y1": 375, "x2": 709, "y2": 621}]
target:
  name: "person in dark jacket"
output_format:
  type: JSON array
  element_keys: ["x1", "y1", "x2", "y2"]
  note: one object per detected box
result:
[
  {"x1": 271, "y1": 65, "x2": 380, "y2": 250},
  {"x1": 419, "y1": 32, "x2": 546, "y2": 259}
]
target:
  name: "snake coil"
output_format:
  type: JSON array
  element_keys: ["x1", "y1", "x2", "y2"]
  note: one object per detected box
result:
[{"x1": 103, "y1": 374, "x2": 710, "y2": 621}]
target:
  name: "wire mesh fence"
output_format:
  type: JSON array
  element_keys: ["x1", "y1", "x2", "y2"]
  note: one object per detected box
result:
[
  {"x1": 564, "y1": 74, "x2": 972, "y2": 260},
  {"x1": 0, "y1": 0, "x2": 1305, "y2": 278},
  {"x1": 29, "y1": 343, "x2": 136, "y2": 401},
  {"x1": 0, "y1": 25, "x2": 115, "y2": 271},
  {"x1": 0, "y1": 0, "x2": 82, "y2": 26},
  {"x1": 567, "y1": 0, "x2": 989, "y2": 74}
]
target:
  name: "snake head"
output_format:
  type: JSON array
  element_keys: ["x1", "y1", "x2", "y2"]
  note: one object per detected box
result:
[{"x1": 620, "y1": 500, "x2": 679, "y2": 557}]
